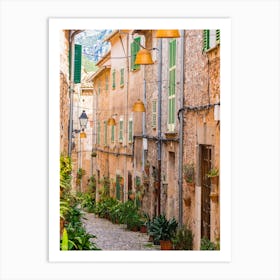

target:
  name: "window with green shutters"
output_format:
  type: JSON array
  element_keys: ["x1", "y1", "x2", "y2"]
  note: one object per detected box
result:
[
  {"x1": 111, "y1": 125, "x2": 115, "y2": 143},
  {"x1": 152, "y1": 100, "x2": 157, "y2": 129},
  {"x1": 203, "y1": 29, "x2": 220, "y2": 51},
  {"x1": 119, "y1": 119, "x2": 124, "y2": 142},
  {"x1": 168, "y1": 39, "x2": 176, "y2": 131},
  {"x1": 128, "y1": 119, "x2": 133, "y2": 143},
  {"x1": 120, "y1": 68, "x2": 124, "y2": 87},
  {"x1": 105, "y1": 75, "x2": 109, "y2": 91},
  {"x1": 98, "y1": 80, "x2": 101, "y2": 95},
  {"x1": 74, "y1": 44, "x2": 82, "y2": 84},
  {"x1": 97, "y1": 121, "x2": 101, "y2": 145},
  {"x1": 104, "y1": 121, "x2": 107, "y2": 145},
  {"x1": 112, "y1": 69, "x2": 116, "y2": 90},
  {"x1": 131, "y1": 37, "x2": 140, "y2": 71}
]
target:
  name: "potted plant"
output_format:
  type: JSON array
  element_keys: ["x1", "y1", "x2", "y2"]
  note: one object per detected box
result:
[
  {"x1": 91, "y1": 151, "x2": 97, "y2": 157},
  {"x1": 207, "y1": 167, "x2": 219, "y2": 186},
  {"x1": 183, "y1": 163, "x2": 195, "y2": 191},
  {"x1": 172, "y1": 225, "x2": 193, "y2": 250},
  {"x1": 148, "y1": 215, "x2": 178, "y2": 250}
]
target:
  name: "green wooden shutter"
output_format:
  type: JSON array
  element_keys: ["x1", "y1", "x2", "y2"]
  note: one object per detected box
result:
[
  {"x1": 120, "y1": 68, "x2": 124, "y2": 86},
  {"x1": 104, "y1": 121, "x2": 107, "y2": 145},
  {"x1": 116, "y1": 176, "x2": 120, "y2": 200},
  {"x1": 111, "y1": 125, "x2": 115, "y2": 143},
  {"x1": 119, "y1": 120, "x2": 123, "y2": 142},
  {"x1": 203, "y1": 30, "x2": 210, "y2": 51},
  {"x1": 112, "y1": 70, "x2": 116, "y2": 89},
  {"x1": 98, "y1": 80, "x2": 101, "y2": 95},
  {"x1": 128, "y1": 120, "x2": 133, "y2": 143},
  {"x1": 168, "y1": 40, "x2": 176, "y2": 129},
  {"x1": 131, "y1": 37, "x2": 140, "y2": 71},
  {"x1": 74, "y1": 44, "x2": 82, "y2": 84},
  {"x1": 216, "y1": 29, "x2": 220, "y2": 44},
  {"x1": 97, "y1": 121, "x2": 100, "y2": 145},
  {"x1": 105, "y1": 75, "x2": 109, "y2": 91}
]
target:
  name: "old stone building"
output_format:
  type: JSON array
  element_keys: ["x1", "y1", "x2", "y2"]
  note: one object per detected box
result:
[
  {"x1": 61, "y1": 29, "x2": 220, "y2": 250},
  {"x1": 60, "y1": 30, "x2": 70, "y2": 155},
  {"x1": 182, "y1": 30, "x2": 220, "y2": 249},
  {"x1": 90, "y1": 30, "x2": 146, "y2": 202}
]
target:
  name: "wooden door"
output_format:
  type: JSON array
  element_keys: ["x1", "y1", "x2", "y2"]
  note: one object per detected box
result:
[{"x1": 200, "y1": 145, "x2": 212, "y2": 239}]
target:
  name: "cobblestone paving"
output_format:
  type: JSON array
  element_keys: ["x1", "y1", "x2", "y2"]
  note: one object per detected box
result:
[{"x1": 83, "y1": 213, "x2": 160, "y2": 250}]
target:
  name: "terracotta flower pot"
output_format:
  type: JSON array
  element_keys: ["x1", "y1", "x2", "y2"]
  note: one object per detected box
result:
[
  {"x1": 160, "y1": 240, "x2": 173, "y2": 250},
  {"x1": 140, "y1": 225, "x2": 147, "y2": 233}
]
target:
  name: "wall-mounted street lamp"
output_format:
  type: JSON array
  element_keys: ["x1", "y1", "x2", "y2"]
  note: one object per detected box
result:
[
  {"x1": 72, "y1": 110, "x2": 88, "y2": 139},
  {"x1": 107, "y1": 114, "x2": 117, "y2": 126},
  {"x1": 155, "y1": 29, "x2": 180, "y2": 38},
  {"x1": 132, "y1": 99, "x2": 146, "y2": 112}
]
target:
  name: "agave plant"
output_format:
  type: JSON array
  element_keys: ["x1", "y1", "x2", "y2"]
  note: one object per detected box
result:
[{"x1": 148, "y1": 215, "x2": 178, "y2": 241}]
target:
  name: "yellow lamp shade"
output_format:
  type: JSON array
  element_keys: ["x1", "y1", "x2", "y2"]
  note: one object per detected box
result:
[
  {"x1": 80, "y1": 132, "x2": 87, "y2": 138},
  {"x1": 132, "y1": 99, "x2": 146, "y2": 112},
  {"x1": 155, "y1": 30, "x2": 180, "y2": 38},
  {"x1": 107, "y1": 117, "x2": 116, "y2": 126},
  {"x1": 135, "y1": 49, "x2": 154, "y2": 65}
]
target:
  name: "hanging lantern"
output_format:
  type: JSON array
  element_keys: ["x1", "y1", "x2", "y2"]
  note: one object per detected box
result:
[
  {"x1": 135, "y1": 49, "x2": 154, "y2": 65},
  {"x1": 80, "y1": 132, "x2": 87, "y2": 138},
  {"x1": 155, "y1": 30, "x2": 180, "y2": 38},
  {"x1": 132, "y1": 99, "x2": 146, "y2": 112},
  {"x1": 107, "y1": 117, "x2": 116, "y2": 126}
]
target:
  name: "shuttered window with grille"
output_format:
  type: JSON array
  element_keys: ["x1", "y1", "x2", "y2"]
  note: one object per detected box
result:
[
  {"x1": 119, "y1": 119, "x2": 124, "y2": 143},
  {"x1": 120, "y1": 68, "x2": 124, "y2": 87},
  {"x1": 128, "y1": 119, "x2": 133, "y2": 143},
  {"x1": 203, "y1": 29, "x2": 220, "y2": 51},
  {"x1": 112, "y1": 69, "x2": 116, "y2": 89}
]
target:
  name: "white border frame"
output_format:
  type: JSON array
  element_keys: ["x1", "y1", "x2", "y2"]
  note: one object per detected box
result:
[{"x1": 49, "y1": 18, "x2": 231, "y2": 262}]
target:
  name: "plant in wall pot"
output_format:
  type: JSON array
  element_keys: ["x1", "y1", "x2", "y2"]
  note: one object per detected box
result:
[
  {"x1": 183, "y1": 163, "x2": 195, "y2": 191},
  {"x1": 148, "y1": 215, "x2": 178, "y2": 250},
  {"x1": 207, "y1": 167, "x2": 219, "y2": 186}
]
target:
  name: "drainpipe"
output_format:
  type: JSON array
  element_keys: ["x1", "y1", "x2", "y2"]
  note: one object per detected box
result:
[
  {"x1": 157, "y1": 38, "x2": 162, "y2": 216},
  {"x1": 68, "y1": 30, "x2": 84, "y2": 157},
  {"x1": 178, "y1": 30, "x2": 185, "y2": 227},
  {"x1": 142, "y1": 76, "x2": 146, "y2": 172}
]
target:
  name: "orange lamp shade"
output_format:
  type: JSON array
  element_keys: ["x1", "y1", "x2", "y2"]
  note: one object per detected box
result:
[
  {"x1": 135, "y1": 49, "x2": 154, "y2": 65},
  {"x1": 107, "y1": 117, "x2": 116, "y2": 126},
  {"x1": 80, "y1": 132, "x2": 87, "y2": 138},
  {"x1": 132, "y1": 99, "x2": 146, "y2": 112},
  {"x1": 155, "y1": 30, "x2": 180, "y2": 38}
]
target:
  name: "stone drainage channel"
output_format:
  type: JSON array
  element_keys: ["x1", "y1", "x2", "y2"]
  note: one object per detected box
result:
[{"x1": 83, "y1": 213, "x2": 160, "y2": 250}]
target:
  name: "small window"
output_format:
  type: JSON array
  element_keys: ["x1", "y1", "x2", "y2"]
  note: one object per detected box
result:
[
  {"x1": 112, "y1": 69, "x2": 116, "y2": 90},
  {"x1": 131, "y1": 37, "x2": 140, "y2": 71},
  {"x1": 120, "y1": 68, "x2": 124, "y2": 87},
  {"x1": 111, "y1": 125, "x2": 115, "y2": 143},
  {"x1": 119, "y1": 119, "x2": 124, "y2": 142},
  {"x1": 128, "y1": 119, "x2": 133, "y2": 143},
  {"x1": 203, "y1": 29, "x2": 220, "y2": 51},
  {"x1": 105, "y1": 75, "x2": 109, "y2": 91}
]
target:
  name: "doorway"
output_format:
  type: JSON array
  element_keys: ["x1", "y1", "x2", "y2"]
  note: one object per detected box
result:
[{"x1": 200, "y1": 145, "x2": 212, "y2": 239}]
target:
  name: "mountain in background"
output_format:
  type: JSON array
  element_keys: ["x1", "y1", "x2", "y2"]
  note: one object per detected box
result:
[{"x1": 75, "y1": 29, "x2": 112, "y2": 73}]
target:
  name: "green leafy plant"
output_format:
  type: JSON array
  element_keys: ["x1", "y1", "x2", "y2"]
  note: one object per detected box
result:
[
  {"x1": 200, "y1": 237, "x2": 217, "y2": 250},
  {"x1": 183, "y1": 163, "x2": 195, "y2": 183},
  {"x1": 148, "y1": 215, "x2": 178, "y2": 242},
  {"x1": 172, "y1": 225, "x2": 193, "y2": 250},
  {"x1": 207, "y1": 168, "x2": 219, "y2": 178}
]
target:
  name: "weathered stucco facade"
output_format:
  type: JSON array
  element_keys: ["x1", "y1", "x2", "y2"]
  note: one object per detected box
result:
[
  {"x1": 60, "y1": 30, "x2": 70, "y2": 155},
  {"x1": 60, "y1": 29, "x2": 221, "y2": 250},
  {"x1": 182, "y1": 30, "x2": 220, "y2": 249}
]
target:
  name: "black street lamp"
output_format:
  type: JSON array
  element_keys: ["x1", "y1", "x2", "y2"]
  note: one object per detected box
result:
[{"x1": 79, "y1": 110, "x2": 88, "y2": 129}]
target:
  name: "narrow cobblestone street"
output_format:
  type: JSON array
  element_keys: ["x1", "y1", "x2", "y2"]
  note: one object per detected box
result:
[{"x1": 83, "y1": 213, "x2": 160, "y2": 250}]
